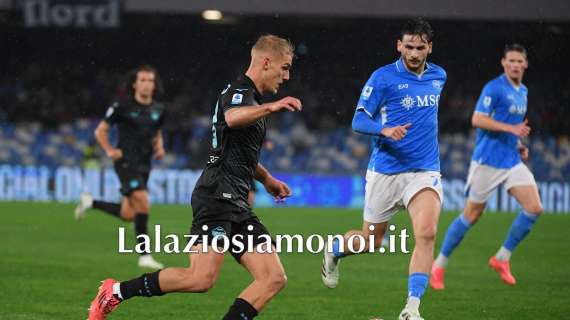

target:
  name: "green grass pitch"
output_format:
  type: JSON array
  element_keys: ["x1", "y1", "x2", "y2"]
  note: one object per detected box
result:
[{"x1": 1, "y1": 202, "x2": 569, "y2": 319}]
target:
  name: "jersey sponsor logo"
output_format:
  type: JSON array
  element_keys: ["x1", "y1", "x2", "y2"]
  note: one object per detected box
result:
[
  {"x1": 231, "y1": 93, "x2": 243, "y2": 105},
  {"x1": 432, "y1": 80, "x2": 442, "y2": 89},
  {"x1": 416, "y1": 95, "x2": 441, "y2": 107},
  {"x1": 400, "y1": 95, "x2": 415, "y2": 110},
  {"x1": 398, "y1": 83, "x2": 409, "y2": 90},
  {"x1": 400, "y1": 94, "x2": 440, "y2": 110},
  {"x1": 483, "y1": 96, "x2": 492, "y2": 108},
  {"x1": 509, "y1": 104, "x2": 527, "y2": 115},
  {"x1": 507, "y1": 94, "x2": 515, "y2": 101},
  {"x1": 361, "y1": 86, "x2": 373, "y2": 100}
]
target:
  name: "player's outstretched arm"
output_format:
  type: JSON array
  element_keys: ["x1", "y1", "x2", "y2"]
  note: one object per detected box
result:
[
  {"x1": 472, "y1": 113, "x2": 530, "y2": 138},
  {"x1": 225, "y1": 96, "x2": 302, "y2": 129},
  {"x1": 94, "y1": 120, "x2": 122, "y2": 160},
  {"x1": 254, "y1": 163, "x2": 292, "y2": 203}
]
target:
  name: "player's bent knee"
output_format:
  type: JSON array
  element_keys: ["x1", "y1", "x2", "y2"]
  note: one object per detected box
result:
[
  {"x1": 262, "y1": 271, "x2": 287, "y2": 293},
  {"x1": 524, "y1": 203, "x2": 544, "y2": 215},
  {"x1": 415, "y1": 225, "x2": 437, "y2": 243}
]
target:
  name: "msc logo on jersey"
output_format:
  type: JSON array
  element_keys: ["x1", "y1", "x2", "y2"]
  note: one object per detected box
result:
[
  {"x1": 509, "y1": 104, "x2": 527, "y2": 115},
  {"x1": 231, "y1": 93, "x2": 243, "y2": 105},
  {"x1": 361, "y1": 86, "x2": 373, "y2": 100},
  {"x1": 432, "y1": 80, "x2": 442, "y2": 89},
  {"x1": 400, "y1": 95, "x2": 415, "y2": 110},
  {"x1": 483, "y1": 96, "x2": 492, "y2": 108},
  {"x1": 401, "y1": 94, "x2": 440, "y2": 110}
]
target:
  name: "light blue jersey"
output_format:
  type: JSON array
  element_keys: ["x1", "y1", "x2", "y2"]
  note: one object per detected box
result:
[
  {"x1": 354, "y1": 57, "x2": 447, "y2": 174},
  {"x1": 472, "y1": 74, "x2": 527, "y2": 169}
]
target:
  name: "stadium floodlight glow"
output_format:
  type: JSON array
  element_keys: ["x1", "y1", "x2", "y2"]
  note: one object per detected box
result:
[{"x1": 202, "y1": 10, "x2": 223, "y2": 21}]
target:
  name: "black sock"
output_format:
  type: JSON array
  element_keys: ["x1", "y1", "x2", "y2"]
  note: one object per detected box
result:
[
  {"x1": 119, "y1": 271, "x2": 164, "y2": 300},
  {"x1": 222, "y1": 298, "x2": 258, "y2": 320},
  {"x1": 134, "y1": 213, "x2": 149, "y2": 254},
  {"x1": 92, "y1": 200, "x2": 122, "y2": 219}
]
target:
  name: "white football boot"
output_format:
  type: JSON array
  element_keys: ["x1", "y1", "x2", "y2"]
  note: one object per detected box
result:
[
  {"x1": 74, "y1": 192, "x2": 93, "y2": 220},
  {"x1": 321, "y1": 244, "x2": 341, "y2": 288}
]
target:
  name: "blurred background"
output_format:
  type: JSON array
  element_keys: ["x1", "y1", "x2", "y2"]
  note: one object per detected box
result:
[{"x1": 1, "y1": 0, "x2": 569, "y2": 212}]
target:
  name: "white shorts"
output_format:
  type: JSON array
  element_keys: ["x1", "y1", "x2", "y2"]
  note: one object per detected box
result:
[
  {"x1": 465, "y1": 161, "x2": 537, "y2": 204},
  {"x1": 363, "y1": 170, "x2": 444, "y2": 224}
]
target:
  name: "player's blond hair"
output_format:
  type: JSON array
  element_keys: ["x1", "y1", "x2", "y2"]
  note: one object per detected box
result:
[{"x1": 251, "y1": 34, "x2": 295, "y2": 58}]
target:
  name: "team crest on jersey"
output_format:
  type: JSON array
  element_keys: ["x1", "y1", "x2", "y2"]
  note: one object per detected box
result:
[
  {"x1": 483, "y1": 96, "x2": 492, "y2": 108},
  {"x1": 400, "y1": 95, "x2": 415, "y2": 110},
  {"x1": 432, "y1": 80, "x2": 442, "y2": 89},
  {"x1": 231, "y1": 93, "x2": 243, "y2": 105},
  {"x1": 361, "y1": 86, "x2": 373, "y2": 100},
  {"x1": 151, "y1": 111, "x2": 160, "y2": 121},
  {"x1": 211, "y1": 226, "x2": 227, "y2": 237}
]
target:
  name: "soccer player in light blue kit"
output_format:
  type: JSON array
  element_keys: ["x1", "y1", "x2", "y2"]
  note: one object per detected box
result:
[
  {"x1": 431, "y1": 44, "x2": 543, "y2": 290},
  {"x1": 321, "y1": 19, "x2": 446, "y2": 320}
]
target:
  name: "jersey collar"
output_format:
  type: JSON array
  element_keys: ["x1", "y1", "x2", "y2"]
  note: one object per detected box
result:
[
  {"x1": 243, "y1": 74, "x2": 263, "y2": 103},
  {"x1": 395, "y1": 57, "x2": 431, "y2": 79}
]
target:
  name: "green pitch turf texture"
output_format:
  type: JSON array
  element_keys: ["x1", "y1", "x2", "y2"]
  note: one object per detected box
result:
[{"x1": 1, "y1": 202, "x2": 569, "y2": 319}]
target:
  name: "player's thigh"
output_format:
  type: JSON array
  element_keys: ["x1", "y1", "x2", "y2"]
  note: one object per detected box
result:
[
  {"x1": 506, "y1": 164, "x2": 543, "y2": 214},
  {"x1": 363, "y1": 170, "x2": 400, "y2": 224},
  {"x1": 187, "y1": 244, "x2": 225, "y2": 281},
  {"x1": 465, "y1": 161, "x2": 508, "y2": 204},
  {"x1": 509, "y1": 185, "x2": 543, "y2": 214},
  {"x1": 407, "y1": 188, "x2": 442, "y2": 241}
]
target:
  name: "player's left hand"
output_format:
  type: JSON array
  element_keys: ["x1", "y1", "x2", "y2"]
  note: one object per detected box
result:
[
  {"x1": 519, "y1": 145, "x2": 529, "y2": 161},
  {"x1": 154, "y1": 148, "x2": 165, "y2": 160},
  {"x1": 264, "y1": 176, "x2": 292, "y2": 204}
]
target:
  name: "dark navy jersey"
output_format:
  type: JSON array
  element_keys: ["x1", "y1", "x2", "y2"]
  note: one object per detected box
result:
[
  {"x1": 104, "y1": 98, "x2": 166, "y2": 171},
  {"x1": 193, "y1": 75, "x2": 266, "y2": 212}
]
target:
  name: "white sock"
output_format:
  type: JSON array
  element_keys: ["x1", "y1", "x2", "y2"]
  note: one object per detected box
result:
[
  {"x1": 406, "y1": 296, "x2": 421, "y2": 311},
  {"x1": 112, "y1": 282, "x2": 123, "y2": 300},
  {"x1": 495, "y1": 246, "x2": 512, "y2": 261},
  {"x1": 434, "y1": 253, "x2": 449, "y2": 268}
]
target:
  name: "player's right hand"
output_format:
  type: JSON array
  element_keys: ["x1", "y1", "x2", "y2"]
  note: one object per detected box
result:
[
  {"x1": 510, "y1": 119, "x2": 530, "y2": 137},
  {"x1": 106, "y1": 148, "x2": 123, "y2": 160},
  {"x1": 381, "y1": 123, "x2": 411, "y2": 141},
  {"x1": 268, "y1": 96, "x2": 302, "y2": 113}
]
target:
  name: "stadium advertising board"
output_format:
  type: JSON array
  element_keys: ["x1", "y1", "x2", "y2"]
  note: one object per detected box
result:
[
  {"x1": 20, "y1": 0, "x2": 121, "y2": 28},
  {"x1": 0, "y1": 165, "x2": 569, "y2": 213}
]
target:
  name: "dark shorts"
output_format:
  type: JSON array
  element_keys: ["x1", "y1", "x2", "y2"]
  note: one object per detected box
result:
[
  {"x1": 114, "y1": 159, "x2": 150, "y2": 196},
  {"x1": 190, "y1": 195, "x2": 272, "y2": 262}
]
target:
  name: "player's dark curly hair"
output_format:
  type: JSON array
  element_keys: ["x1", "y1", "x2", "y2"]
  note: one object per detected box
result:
[
  {"x1": 124, "y1": 65, "x2": 164, "y2": 98},
  {"x1": 400, "y1": 18, "x2": 434, "y2": 42},
  {"x1": 504, "y1": 43, "x2": 527, "y2": 58}
]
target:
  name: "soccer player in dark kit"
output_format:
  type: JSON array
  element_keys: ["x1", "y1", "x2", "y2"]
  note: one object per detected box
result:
[
  {"x1": 87, "y1": 35, "x2": 302, "y2": 320},
  {"x1": 75, "y1": 65, "x2": 166, "y2": 269}
]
